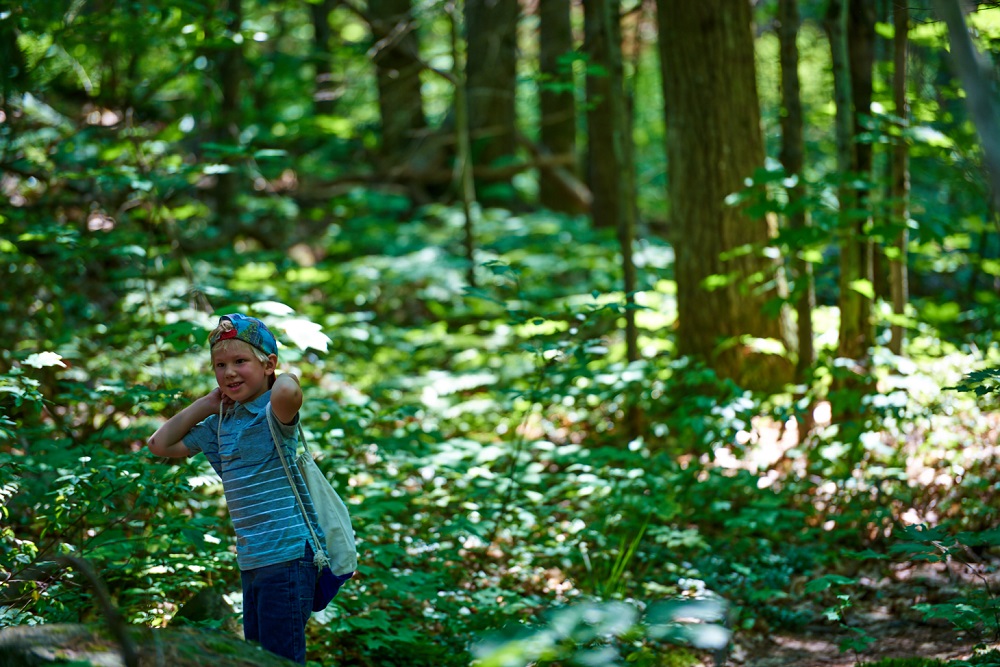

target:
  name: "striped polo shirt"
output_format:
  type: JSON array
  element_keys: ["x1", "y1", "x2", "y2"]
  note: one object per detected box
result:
[{"x1": 183, "y1": 391, "x2": 326, "y2": 571}]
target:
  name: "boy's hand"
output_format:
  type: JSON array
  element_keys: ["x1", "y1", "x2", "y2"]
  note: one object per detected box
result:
[{"x1": 200, "y1": 387, "x2": 235, "y2": 416}]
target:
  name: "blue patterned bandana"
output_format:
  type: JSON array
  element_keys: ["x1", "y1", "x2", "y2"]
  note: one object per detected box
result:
[{"x1": 209, "y1": 313, "x2": 278, "y2": 356}]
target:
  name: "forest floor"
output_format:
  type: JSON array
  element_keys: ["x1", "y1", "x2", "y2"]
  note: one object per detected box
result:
[
  {"x1": 735, "y1": 627, "x2": 976, "y2": 667},
  {"x1": 726, "y1": 557, "x2": 997, "y2": 667},
  {"x1": 716, "y1": 403, "x2": 1000, "y2": 667}
]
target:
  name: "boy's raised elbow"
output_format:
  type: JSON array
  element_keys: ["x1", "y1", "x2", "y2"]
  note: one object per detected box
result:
[
  {"x1": 147, "y1": 435, "x2": 168, "y2": 457},
  {"x1": 270, "y1": 375, "x2": 303, "y2": 422},
  {"x1": 147, "y1": 435, "x2": 187, "y2": 458}
]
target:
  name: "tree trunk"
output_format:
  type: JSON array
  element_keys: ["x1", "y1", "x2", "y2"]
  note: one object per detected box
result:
[
  {"x1": 847, "y1": 0, "x2": 876, "y2": 357},
  {"x1": 538, "y1": 0, "x2": 580, "y2": 213},
  {"x1": 370, "y1": 0, "x2": 428, "y2": 163},
  {"x1": 0, "y1": 11, "x2": 27, "y2": 128},
  {"x1": 311, "y1": 0, "x2": 338, "y2": 116},
  {"x1": 584, "y1": 0, "x2": 638, "y2": 366},
  {"x1": 583, "y1": 0, "x2": 622, "y2": 231},
  {"x1": 658, "y1": 0, "x2": 791, "y2": 390},
  {"x1": 778, "y1": 0, "x2": 814, "y2": 383},
  {"x1": 933, "y1": 0, "x2": 1000, "y2": 213},
  {"x1": 450, "y1": 4, "x2": 477, "y2": 288},
  {"x1": 828, "y1": 0, "x2": 864, "y2": 365},
  {"x1": 890, "y1": 0, "x2": 910, "y2": 355},
  {"x1": 213, "y1": 0, "x2": 243, "y2": 236},
  {"x1": 465, "y1": 0, "x2": 520, "y2": 205}
]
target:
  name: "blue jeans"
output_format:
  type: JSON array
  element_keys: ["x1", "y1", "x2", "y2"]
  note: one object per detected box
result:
[{"x1": 241, "y1": 542, "x2": 318, "y2": 664}]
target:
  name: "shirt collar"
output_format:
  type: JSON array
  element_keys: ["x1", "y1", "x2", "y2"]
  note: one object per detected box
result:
[{"x1": 237, "y1": 390, "x2": 271, "y2": 415}]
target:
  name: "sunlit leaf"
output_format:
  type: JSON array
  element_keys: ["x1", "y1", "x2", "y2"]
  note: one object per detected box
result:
[
  {"x1": 279, "y1": 318, "x2": 331, "y2": 352},
  {"x1": 23, "y1": 352, "x2": 66, "y2": 369}
]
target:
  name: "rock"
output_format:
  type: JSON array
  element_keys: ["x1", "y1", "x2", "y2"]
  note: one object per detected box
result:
[{"x1": 0, "y1": 624, "x2": 297, "y2": 667}]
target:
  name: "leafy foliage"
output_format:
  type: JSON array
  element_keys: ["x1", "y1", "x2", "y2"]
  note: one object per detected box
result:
[{"x1": 4, "y1": 2, "x2": 1000, "y2": 666}]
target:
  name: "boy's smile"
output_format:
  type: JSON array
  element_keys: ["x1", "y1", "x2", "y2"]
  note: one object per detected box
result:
[{"x1": 212, "y1": 343, "x2": 275, "y2": 403}]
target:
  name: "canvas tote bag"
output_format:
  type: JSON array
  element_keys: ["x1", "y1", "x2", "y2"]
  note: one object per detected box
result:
[{"x1": 266, "y1": 403, "x2": 357, "y2": 610}]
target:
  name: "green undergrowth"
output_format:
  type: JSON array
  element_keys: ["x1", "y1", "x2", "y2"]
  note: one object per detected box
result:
[{"x1": 3, "y1": 206, "x2": 1000, "y2": 666}]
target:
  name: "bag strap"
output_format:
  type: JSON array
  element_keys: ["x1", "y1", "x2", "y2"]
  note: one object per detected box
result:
[
  {"x1": 266, "y1": 403, "x2": 330, "y2": 569},
  {"x1": 297, "y1": 423, "x2": 312, "y2": 454}
]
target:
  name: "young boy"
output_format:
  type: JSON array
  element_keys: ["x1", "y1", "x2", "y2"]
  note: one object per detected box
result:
[{"x1": 147, "y1": 313, "x2": 325, "y2": 664}]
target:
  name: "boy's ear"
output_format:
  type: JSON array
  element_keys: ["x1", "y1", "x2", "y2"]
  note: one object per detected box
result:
[{"x1": 265, "y1": 354, "x2": 278, "y2": 374}]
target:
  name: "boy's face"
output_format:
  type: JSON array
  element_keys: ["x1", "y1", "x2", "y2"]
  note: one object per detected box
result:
[{"x1": 212, "y1": 341, "x2": 276, "y2": 404}]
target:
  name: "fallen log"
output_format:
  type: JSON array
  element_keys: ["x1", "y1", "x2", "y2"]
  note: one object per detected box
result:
[{"x1": 0, "y1": 624, "x2": 298, "y2": 667}]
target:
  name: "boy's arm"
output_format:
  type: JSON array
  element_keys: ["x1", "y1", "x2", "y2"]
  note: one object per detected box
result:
[
  {"x1": 270, "y1": 373, "x2": 302, "y2": 425},
  {"x1": 147, "y1": 389, "x2": 225, "y2": 458}
]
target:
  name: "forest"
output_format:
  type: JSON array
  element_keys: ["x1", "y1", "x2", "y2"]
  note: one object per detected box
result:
[{"x1": 3, "y1": 0, "x2": 1000, "y2": 665}]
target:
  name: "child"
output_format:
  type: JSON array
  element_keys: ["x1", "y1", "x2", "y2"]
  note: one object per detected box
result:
[{"x1": 147, "y1": 313, "x2": 325, "y2": 664}]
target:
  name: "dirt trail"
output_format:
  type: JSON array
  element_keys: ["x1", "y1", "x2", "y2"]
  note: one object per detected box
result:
[{"x1": 733, "y1": 625, "x2": 978, "y2": 667}]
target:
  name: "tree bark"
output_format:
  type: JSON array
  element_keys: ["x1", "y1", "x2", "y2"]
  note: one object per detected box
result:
[
  {"x1": 778, "y1": 0, "x2": 814, "y2": 382},
  {"x1": 890, "y1": 0, "x2": 910, "y2": 355},
  {"x1": 465, "y1": 0, "x2": 520, "y2": 204},
  {"x1": 932, "y1": 0, "x2": 1000, "y2": 213},
  {"x1": 450, "y1": 3, "x2": 477, "y2": 288},
  {"x1": 584, "y1": 0, "x2": 623, "y2": 231},
  {"x1": 828, "y1": 0, "x2": 867, "y2": 365},
  {"x1": 311, "y1": 0, "x2": 339, "y2": 116},
  {"x1": 847, "y1": 0, "x2": 876, "y2": 358},
  {"x1": 658, "y1": 0, "x2": 790, "y2": 390},
  {"x1": 538, "y1": 0, "x2": 580, "y2": 213},
  {"x1": 213, "y1": 0, "x2": 243, "y2": 236},
  {"x1": 584, "y1": 0, "x2": 638, "y2": 366},
  {"x1": 370, "y1": 0, "x2": 428, "y2": 163}
]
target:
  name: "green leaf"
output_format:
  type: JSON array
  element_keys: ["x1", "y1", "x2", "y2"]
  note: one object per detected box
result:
[
  {"x1": 804, "y1": 574, "x2": 856, "y2": 593},
  {"x1": 848, "y1": 279, "x2": 875, "y2": 299}
]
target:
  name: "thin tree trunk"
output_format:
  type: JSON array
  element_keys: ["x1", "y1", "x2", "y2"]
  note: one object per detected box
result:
[
  {"x1": 583, "y1": 0, "x2": 621, "y2": 231},
  {"x1": 538, "y1": 0, "x2": 580, "y2": 213},
  {"x1": 828, "y1": 0, "x2": 864, "y2": 364},
  {"x1": 890, "y1": 0, "x2": 910, "y2": 355},
  {"x1": 311, "y1": 0, "x2": 338, "y2": 116},
  {"x1": 848, "y1": 0, "x2": 876, "y2": 355},
  {"x1": 778, "y1": 0, "x2": 814, "y2": 382},
  {"x1": 583, "y1": 0, "x2": 638, "y2": 363},
  {"x1": 370, "y1": 0, "x2": 427, "y2": 162},
  {"x1": 465, "y1": 0, "x2": 519, "y2": 205},
  {"x1": 450, "y1": 4, "x2": 477, "y2": 288},
  {"x1": 214, "y1": 0, "x2": 243, "y2": 235}
]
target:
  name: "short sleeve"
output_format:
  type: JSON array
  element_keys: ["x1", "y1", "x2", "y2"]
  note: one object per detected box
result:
[
  {"x1": 182, "y1": 414, "x2": 219, "y2": 455},
  {"x1": 266, "y1": 403, "x2": 299, "y2": 446}
]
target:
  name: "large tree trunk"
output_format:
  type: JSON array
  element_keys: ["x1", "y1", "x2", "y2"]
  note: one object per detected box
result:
[
  {"x1": 538, "y1": 0, "x2": 580, "y2": 213},
  {"x1": 465, "y1": 0, "x2": 519, "y2": 205},
  {"x1": 890, "y1": 0, "x2": 910, "y2": 355},
  {"x1": 658, "y1": 0, "x2": 790, "y2": 390},
  {"x1": 370, "y1": 0, "x2": 427, "y2": 164},
  {"x1": 778, "y1": 0, "x2": 814, "y2": 383}
]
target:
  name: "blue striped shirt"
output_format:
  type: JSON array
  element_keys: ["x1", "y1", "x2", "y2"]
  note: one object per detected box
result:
[{"x1": 183, "y1": 391, "x2": 325, "y2": 571}]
